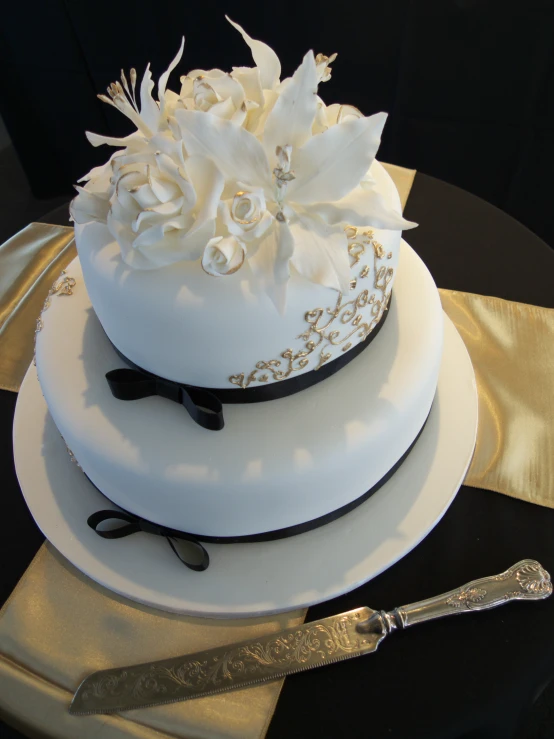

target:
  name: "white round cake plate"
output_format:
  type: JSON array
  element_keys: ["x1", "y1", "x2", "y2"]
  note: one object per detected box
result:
[{"x1": 13, "y1": 315, "x2": 477, "y2": 618}]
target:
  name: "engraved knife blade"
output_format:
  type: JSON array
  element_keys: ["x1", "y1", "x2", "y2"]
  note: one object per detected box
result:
[{"x1": 70, "y1": 559, "x2": 551, "y2": 715}]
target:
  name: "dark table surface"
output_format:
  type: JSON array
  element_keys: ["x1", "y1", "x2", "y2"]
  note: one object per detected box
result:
[{"x1": 2, "y1": 173, "x2": 554, "y2": 739}]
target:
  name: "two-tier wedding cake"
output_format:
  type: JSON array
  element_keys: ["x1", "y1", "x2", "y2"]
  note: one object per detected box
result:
[{"x1": 34, "y1": 18, "x2": 443, "y2": 568}]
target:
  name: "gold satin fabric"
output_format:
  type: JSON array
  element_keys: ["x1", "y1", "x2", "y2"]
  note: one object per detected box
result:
[
  {"x1": 0, "y1": 545, "x2": 306, "y2": 739},
  {"x1": 440, "y1": 289, "x2": 554, "y2": 508},
  {"x1": 382, "y1": 162, "x2": 416, "y2": 211},
  {"x1": 0, "y1": 222, "x2": 75, "y2": 392}
]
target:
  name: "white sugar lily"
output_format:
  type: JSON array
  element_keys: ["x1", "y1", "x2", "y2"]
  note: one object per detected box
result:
[
  {"x1": 85, "y1": 37, "x2": 185, "y2": 150},
  {"x1": 175, "y1": 48, "x2": 415, "y2": 311}
]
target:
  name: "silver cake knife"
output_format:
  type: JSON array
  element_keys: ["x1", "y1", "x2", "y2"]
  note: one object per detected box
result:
[{"x1": 70, "y1": 559, "x2": 551, "y2": 715}]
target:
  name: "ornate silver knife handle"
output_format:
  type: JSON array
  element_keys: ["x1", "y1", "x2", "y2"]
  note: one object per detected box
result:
[{"x1": 359, "y1": 559, "x2": 552, "y2": 635}]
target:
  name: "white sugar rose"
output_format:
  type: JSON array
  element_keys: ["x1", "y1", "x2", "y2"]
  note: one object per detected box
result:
[
  {"x1": 326, "y1": 103, "x2": 363, "y2": 126},
  {"x1": 71, "y1": 145, "x2": 224, "y2": 270},
  {"x1": 312, "y1": 102, "x2": 364, "y2": 135},
  {"x1": 202, "y1": 235, "x2": 246, "y2": 276},
  {"x1": 220, "y1": 187, "x2": 273, "y2": 243},
  {"x1": 108, "y1": 152, "x2": 223, "y2": 268},
  {"x1": 179, "y1": 70, "x2": 257, "y2": 126}
]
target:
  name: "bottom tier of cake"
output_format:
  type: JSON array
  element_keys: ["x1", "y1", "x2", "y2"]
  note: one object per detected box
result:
[{"x1": 35, "y1": 240, "x2": 443, "y2": 539}]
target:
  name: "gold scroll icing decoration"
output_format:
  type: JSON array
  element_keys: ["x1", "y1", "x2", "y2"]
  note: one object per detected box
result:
[
  {"x1": 33, "y1": 271, "x2": 76, "y2": 363},
  {"x1": 230, "y1": 228, "x2": 393, "y2": 389}
]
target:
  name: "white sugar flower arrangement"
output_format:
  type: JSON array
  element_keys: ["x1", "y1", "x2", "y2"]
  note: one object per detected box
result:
[{"x1": 71, "y1": 16, "x2": 415, "y2": 312}]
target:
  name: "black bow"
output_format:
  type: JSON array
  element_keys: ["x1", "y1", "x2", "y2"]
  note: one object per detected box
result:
[
  {"x1": 88, "y1": 510, "x2": 210, "y2": 571},
  {"x1": 106, "y1": 368, "x2": 224, "y2": 431}
]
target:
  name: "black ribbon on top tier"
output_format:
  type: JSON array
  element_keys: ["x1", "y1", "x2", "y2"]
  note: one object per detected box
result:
[
  {"x1": 106, "y1": 368, "x2": 225, "y2": 431},
  {"x1": 86, "y1": 405, "x2": 428, "y2": 572},
  {"x1": 105, "y1": 294, "x2": 392, "y2": 431}
]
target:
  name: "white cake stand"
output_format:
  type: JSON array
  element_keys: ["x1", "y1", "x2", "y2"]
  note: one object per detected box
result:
[{"x1": 13, "y1": 315, "x2": 477, "y2": 618}]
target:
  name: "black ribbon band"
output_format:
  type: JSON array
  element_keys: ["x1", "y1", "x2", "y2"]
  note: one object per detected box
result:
[
  {"x1": 86, "y1": 404, "x2": 429, "y2": 571},
  {"x1": 105, "y1": 294, "x2": 392, "y2": 430},
  {"x1": 106, "y1": 368, "x2": 224, "y2": 431},
  {"x1": 87, "y1": 510, "x2": 210, "y2": 571}
]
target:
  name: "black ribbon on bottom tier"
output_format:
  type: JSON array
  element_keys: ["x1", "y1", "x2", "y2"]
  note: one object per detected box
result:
[
  {"x1": 105, "y1": 294, "x2": 392, "y2": 431},
  {"x1": 87, "y1": 405, "x2": 430, "y2": 571},
  {"x1": 87, "y1": 510, "x2": 210, "y2": 572}
]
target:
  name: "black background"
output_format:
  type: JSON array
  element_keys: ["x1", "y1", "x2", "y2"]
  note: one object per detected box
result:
[{"x1": 1, "y1": 0, "x2": 553, "y2": 247}]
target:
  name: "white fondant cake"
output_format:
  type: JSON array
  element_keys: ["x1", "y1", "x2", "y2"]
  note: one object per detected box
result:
[
  {"x1": 33, "y1": 20, "x2": 444, "y2": 546},
  {"x1": 35, "y1": 241, "x2": 442, "y2": 538}
]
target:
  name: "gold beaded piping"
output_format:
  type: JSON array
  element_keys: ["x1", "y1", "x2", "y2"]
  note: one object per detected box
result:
[
  {"x1": 33, "y1": 271, "x2": 77, "y2": 364},
  {"x1": 65, "y1": 442, "x2": 83, "y2": 471},
  {"x1": 229, "y1": 228, "x2": 394, "y2": 389}
]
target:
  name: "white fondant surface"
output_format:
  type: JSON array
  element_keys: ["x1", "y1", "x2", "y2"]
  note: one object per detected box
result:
[
  {"x1": 16, "y1": 316, "x2": 477, "y2": 617},
  {"x1": 75, "y1": 160, "x2": 403, "y2": 388},
  {"x1": 35, "y1": 240, "x2": 443, "y2": 538}
]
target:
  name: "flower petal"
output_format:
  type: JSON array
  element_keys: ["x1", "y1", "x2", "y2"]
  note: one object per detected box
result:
[
  {"x1": 263, "y1": 51, "x2": 318, "y2": 161},
  {"x1": 140, "y1": 64, "x2": 161, "y2": 132},
  {"x1": 70, "y1": 187, "x2": 110, "y2": 224},
  {"x1": 305, "y1": 184, "x2": 417, "y2": 230},
  {"x1": 132, "y1": 183, "x2": 161, "y2": 209},
  {"x1": 232, "y1": 66, "x2": 264, "y2": 108},
  {"x1": 226, "y1": 16, "x2": 281, "y2": 90},
  {"x1": 184, "y1": 155, "x2": 225, "y2": 236},
  {"x1": 150, "y1": 133, "x2": 187, "y2": 169},
  {"x1": 287, "y1": 112, "x2": 387, "y2": 204},
  {"x1": 125, "y1": 211, "x2": 215, "y2": 267},
  {"x1": 148, "y1": 173, "x2": 180, "y2": 204},
  {"x1": 289, "y1": 211, "x2": 351, "y2": 293},
  {"x1": 221, "y1": 204, "x2": 273, "y2": 243},
  {"x1": 85, "y1": 131, "x2": 145, "y2": 148},
  {"x1": 132, "y1": 217, "x2": 189, "y2": 249},
  {"x1": 107, "y1": 210, "x2": 152, "y2": 269},
  {"x1": 158, "y1": 37, "x2": 185, "y2": 115},
  {"x1": 77, "y1": 158, "x2": 115, "y2": 190},
  {"x1": 206, "y1": 73, "x2": 245, "y2": 109},
  {"x1": 154, "y1": 151, "x2": 196, "y2": 208},
  {"x1": 176, "y1": 109, "x2": 272, "y2": 189},
  {"x1": 251, "y1": 89, "x2": 279, "y2": 137},
  {"x1": 140, "y1": 221, "x2": 214, "y2": 266},
  {"x1": 132, "y1": 198, "x2": 184, "y2": 231},
  {"x1": 247, "y1": 218, "x2": 294, "y2": 313},
  {"x1": 208, "y1": 96, "x2": 237, "y2": 120}
]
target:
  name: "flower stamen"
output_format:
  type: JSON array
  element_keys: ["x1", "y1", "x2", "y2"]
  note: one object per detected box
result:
[
  {"x1": 273, "y1": 145, "x2": 295, "y2": 204},
  {"x1": 315, "y1": 53, "x2": 337, "y2": 83},
  {"x1": 98, "y1": 70, "x2": 152, "y2": 137}
]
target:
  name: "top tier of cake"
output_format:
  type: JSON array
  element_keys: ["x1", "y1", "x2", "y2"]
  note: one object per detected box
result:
[
  {"x1": 70, "y1": 18, "x2": 414, "y2": 389},
  {"x1": 76, "y1": 160, "x2": 400, "y2": 388}
]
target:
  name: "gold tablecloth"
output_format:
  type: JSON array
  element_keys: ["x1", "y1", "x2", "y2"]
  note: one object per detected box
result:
[
  {"x1": 0, "y1": 224, "x2": 76, "y2": 392},
  {"x1": 1, "y1": 164, "x2": 553, "y2": 739},
  {"x1": 440, "y1": 289, "x2": 554, "y2": 508},
  {"x1": 0, "y1": 547, "x2": 305, "y2": 739}
]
